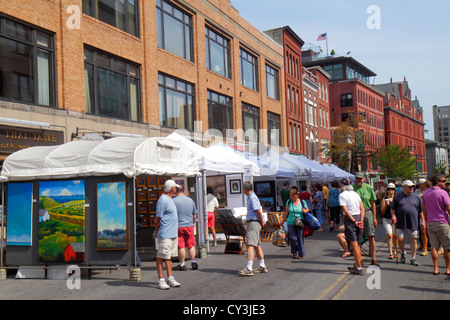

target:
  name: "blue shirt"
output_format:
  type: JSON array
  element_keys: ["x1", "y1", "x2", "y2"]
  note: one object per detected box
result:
[
  {"x1": 246, "y1": 192, "x2": 262, "y2": 221},
  {"x1": 173, "y1": 195, "x2": 197, "y2": 228},
  {"x1": 156, "y1": 194, "x2": 178, "y2": 239}
]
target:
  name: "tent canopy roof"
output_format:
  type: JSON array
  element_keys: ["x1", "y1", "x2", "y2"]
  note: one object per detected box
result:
[{"x1": 0, "y1": 137, "x2": 200, "y2": 181}]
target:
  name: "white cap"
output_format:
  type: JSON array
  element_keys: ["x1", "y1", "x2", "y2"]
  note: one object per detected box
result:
[
  {"x1": 387, "y1": 183, "x2": 396, "y2": 189},
  {"x1": 418, "y1": 178, "x2": 426, "y2": 184},
  {"x1": 164, "y1": 179, "x2": 180, "y2": 192},
  {"x1": 402, "y1": 180, "x2": 414, "y2": 187}
]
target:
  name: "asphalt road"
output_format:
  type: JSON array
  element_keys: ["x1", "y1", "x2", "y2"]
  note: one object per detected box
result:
[{"x1": 0, "y1": 223, "x2": 449, "y2": 305}]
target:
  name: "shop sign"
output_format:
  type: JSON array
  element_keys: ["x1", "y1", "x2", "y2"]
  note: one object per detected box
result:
[{"x1": 0, "y1": 125, "x2": 64, "y2": 154}]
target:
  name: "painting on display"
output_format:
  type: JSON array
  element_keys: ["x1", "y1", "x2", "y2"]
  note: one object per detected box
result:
[
  {"x1": 6, "y1": 183, "x2": 33, "y2": 246},
  {"x1": 38, "y1": 180, "x2": 85, "y2": 262},
  {"x1": 97, "y1": 182, "x2": 128, "y2": 250}
]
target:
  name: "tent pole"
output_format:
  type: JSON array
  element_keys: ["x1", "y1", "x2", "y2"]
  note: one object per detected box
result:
[
  {"x1": 201, "y1": 170, "x2": 209, "y2": 255},
  {"x1": 1, "y1": 182, "x2": 4, "y2": 268},
  {"x1": 133, "y1": 177, "x2": 137, "y2": 269}
]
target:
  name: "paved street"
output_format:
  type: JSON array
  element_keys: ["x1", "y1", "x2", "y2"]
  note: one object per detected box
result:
[{"x1": 0, "y1": 224, "x2": 449, "y2": 303}]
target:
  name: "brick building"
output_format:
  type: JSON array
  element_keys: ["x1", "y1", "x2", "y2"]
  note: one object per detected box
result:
[
  {"x1": 264, "y1": 26, "x2": 305, "y2": 155},
  {"x1": 374, "y1": 78, "x2": 427, "y2": 176},
  {"x1": 0, "y1": 0, "x2": 286, "y2": 164},
  {"x1": 303, "y1": 53, "x2": 385, "y2": 175}
]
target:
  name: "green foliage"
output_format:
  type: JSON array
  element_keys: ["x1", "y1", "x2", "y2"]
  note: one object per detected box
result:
[{"x1": 369, "y1": 144, "x2": 417, "y2": 180}]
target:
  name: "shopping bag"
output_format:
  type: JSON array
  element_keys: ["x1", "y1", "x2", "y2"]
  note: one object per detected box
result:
[
  {"x1": 303, "y1": 224, "x2": 314, "y2": 238},
  {"x1": 272, "y1": 229, "x2": 289, "y2": 247},
  {"x1": 305, "y1": 211, "x2": 321, "y2": 230}
]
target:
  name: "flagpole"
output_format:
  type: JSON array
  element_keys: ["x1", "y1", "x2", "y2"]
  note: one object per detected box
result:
[{"x1": 326, "y1": 35, "x2": 328, "y2": 57}]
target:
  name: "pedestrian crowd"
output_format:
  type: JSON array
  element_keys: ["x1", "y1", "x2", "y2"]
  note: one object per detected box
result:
[{"x1": 153, "y1": 172, "x2": 450, "y2": 289}]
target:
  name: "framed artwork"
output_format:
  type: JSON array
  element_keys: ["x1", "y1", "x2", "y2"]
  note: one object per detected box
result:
[
  {"x1": 137, "y1": 203, "x2": 148, "y2": 214},
  {"x1": 136, "y1": 178, "x2": 147, "y2": 188},
  {"x1": 158, "y1": 190, "x2": 164, "y2": 198},
  {"x1": 229, "y1": 179, "x2": 241, "y2": 194},
  {"x1": 97, "y1": 181, "x2": 128, "y2": 250},
  {"x1": 157, "y1": 177, "x2": 167, "y2": 187},
  {"x1": 206, "y1": 175, "x2": 227, "y2": 208},
  {"x1": 172, "y1": 176, "x2": 188, "y2": 194},
  {"x1": 148, "y1": 190, "x2": 157, "y2": 200},
  {"x1": 147, "y1": 177, "x2": 156, "y2": 188},
  {"x1": 149, "y1": 215, "x2": 156, "y2": 227},
  {"x1": 149, "y1": 203, "x2": 157, "y2": 213},
  {"x1": 137, "y1": 190, "x2": 147, "y2": 202},
  {"x1": 6, "y1": 183, "x2": 33, "y2": 246},
  {"x1": 138, "y1": 214, "x2": 149, "y2": 228},
  {"x1": 38, "y1": 180, "x2": 86, "y2": 262}
]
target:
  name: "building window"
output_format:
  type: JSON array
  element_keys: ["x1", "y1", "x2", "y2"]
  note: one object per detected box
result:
[
  {"x1": 240, "y1": 48, "x2": 258, "y2": 91},
  {"x1": 324, "y1": 64, "x2": 343, "y2": 80},
  {"x1": 84, "y1": 47, "x2": 141, "y2": 121},
  {"x1": 267, "y1": 112, "x2": 281, "y2": 146},
  {"x1": 266, "y1": 64, "x2": 280, "y2": 100},
  {"x1": 158, "y1": 73, "x2": 195, "y2": 131},
  {"x1": 82, "y1": 0, "x2": 139, "y2": 37},
  {"x1": 242, "y1": 102, "x2": 260, "y2": 142},
  {"x1": 0, "y1": 16, "x2": 55, "y2": 107},
  {"x1": 341, "y1": 93, "x2": 353, "y2": 107},
  {"x1": 156, "y1": 0, "x2": 193, "y2": 62},
  {"x1": 205, "y1": 27, "x2": 231, "y2": 79},
  {"x1": 207, "y1": 90, "x2": 233, "y2": 136}
]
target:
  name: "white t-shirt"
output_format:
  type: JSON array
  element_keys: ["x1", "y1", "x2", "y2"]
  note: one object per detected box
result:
[
  {"x1": 339, "y1": 190, "x2": 362, "y2": 216},
  {"x1": 206, "y1": 194, "x2": 219, "y2": 212}
]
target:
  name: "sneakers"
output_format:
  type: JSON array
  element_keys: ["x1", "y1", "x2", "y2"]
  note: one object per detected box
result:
[
  {"x1": 173, "y1": 264, "x2": 187, "y2": 271},
  {"x1": 400, "y1": 253, "x2": 406, "y2": 264},
  {"x1": 238, "y1": 267, "x2": 254, "y2": 276},
  {"x1": 157, "y1": 277, "x2": 180, "y2": 290},
  {"x1": 347, "y1": 264, "x2": 364, "y2": 275},
  {"x1": 253, "y1": 265, "x2": 269, "y2": 274},
  {"x1": 410, "y1": 258, "x2": 420, "y2": 266},
  {"x1": 191, "y1": 262, "x2": 198, "y2": 270}
]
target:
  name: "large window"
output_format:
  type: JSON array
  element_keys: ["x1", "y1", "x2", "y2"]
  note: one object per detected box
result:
[
  {"x1": 158, "y1": 73, "x2": 195, "y2": 131},
  {"x1": 205, "y1": 27, "x2": 231, "y2": 78},
  {"x1": 267, "y1": 112, "x2": 281, "y2": 146},
  {"x1": 324, "y1": 64, "x2": 343, "y2": 81},
  {"x1": 207, "y1": 90, "x2": 233, "y2": 136},
  {"x1": 242, "y1": 102, "x2": 260, "y2": 142},
  {"x1": 84, "y1": 47, "x2": 141, "y2": 122},
  {"x1": 82, "y1": 0, "x2": 139, "y2": 37},
  {"x1": 0, "y1": 16, "x2": 55, "y2": 107},
  {"x1": 156, "y1": 0, "x2": 193, "y2": 62},
  {"x1": 265, "y1": 64, "x2": 280, "y2": 100},
  {"x1": 341, "y1": 93, "x2": 353, "y2": 107},
  {"x1": 240, "y1": 48, "x2": 258, "y2": 91}
]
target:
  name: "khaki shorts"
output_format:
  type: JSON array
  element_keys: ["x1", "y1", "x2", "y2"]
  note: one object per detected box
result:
[
  {"x1": 363, "y1": 209, "x2": 375, "y2": 237},
  {"x1": 427, "y1": 222, "x2": 450, "y2": 250},
  {"x1": 156, "y1": 237, "x2": 178, "y2": 259},
  {"x1": 246, "y1": 221, "x2": 262, "y2": 247}
]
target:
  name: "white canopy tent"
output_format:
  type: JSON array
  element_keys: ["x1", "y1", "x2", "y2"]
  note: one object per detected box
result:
[
  {"x1": 324, "y1": 164, "x2": 355, "y2": 181},
  {"x1": 0, "y1": 137, "x2": 200, "y2": 268}
]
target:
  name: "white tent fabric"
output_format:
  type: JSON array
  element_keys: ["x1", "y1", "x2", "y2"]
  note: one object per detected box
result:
[
  {"x1": 167, "y1": 132, "x2": 259, "y2": 176},
  {"x1": 0, "y1": 137, "x2": 200, "y2": 181},
  {"x1": 240, "y1": 150, "x2": 295, "y2": 178},
  {"x1": 324, "y1": 164, "x2": 355, "y2": 180},
  {"x1": 295, "y1": 155, "x2": 336, "y2": 182},
  {"x1": 279, "y1": 153, "x2": 311, "y2": 178}
]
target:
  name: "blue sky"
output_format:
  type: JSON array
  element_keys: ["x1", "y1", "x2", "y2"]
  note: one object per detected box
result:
[
  {"x1": 229, "y1": 0, "x2": 450, "y2": 139},
  {"x1": 97, "y1": 182, "x2": 127, "y2": 232},
  {"x1": 39, "y1": 180, "x2": 85, "y2": 197}
]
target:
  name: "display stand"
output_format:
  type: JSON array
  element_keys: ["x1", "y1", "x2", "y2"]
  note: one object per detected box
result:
[{"x1": 217, "y1": 209, "x2": 247, "y2": 255}]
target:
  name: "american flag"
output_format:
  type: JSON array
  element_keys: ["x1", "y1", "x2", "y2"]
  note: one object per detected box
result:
[{"x1": 317, "y1": 33, "x2": 327, "y2": 41}]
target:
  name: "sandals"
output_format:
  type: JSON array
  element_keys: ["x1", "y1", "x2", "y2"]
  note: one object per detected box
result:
[{"x1": 341, "y1": 252, "x2": 352, "y2": 258}]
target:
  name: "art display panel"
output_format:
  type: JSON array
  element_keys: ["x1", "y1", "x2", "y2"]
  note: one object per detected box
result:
[
  {"x1": 97, "y1": 182, "x2": 128, "y2": 250},
  {"x1": 38, "y1": 180, "x2": 86, "y2": 262},
  {"x1": 6, "y1": 183, "x2": 33, "y2": 246}
]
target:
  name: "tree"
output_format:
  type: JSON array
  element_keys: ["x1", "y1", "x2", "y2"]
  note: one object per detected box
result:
[
  {"x1": 321, "y1": 116, "x2": 367, "y2": 173},
  {"x1": 369, "y1": 145, "x2": 417, "y2": 181}
]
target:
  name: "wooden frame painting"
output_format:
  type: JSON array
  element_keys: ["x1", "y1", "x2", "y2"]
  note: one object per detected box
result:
[
  {"x1": 157, "y1": 177, "x2": 167, "y2": 187},
  {"x1": 97, "y1": 182, "x2": 128, "y2": 250},
  {"x1": 38, "y1": 180, "x2": 86, "y2": 262},
  {"x1": 172, "y1": 176, "x2": 188, "y2": 194},
  {"x1": 6, "y1": 183, "x2": 33, "y2": 246},
  {"x1": 137, "y1": 190, "x2": 147, "y2": 202},
  {"x1": 148, "y1": 190, "x2": 157, "y2": 200},
  {"x1": 229, "y1": 179, "x2": 241, "y2": 194},
  {"x1": 149, "y1": 203, "x2": 157, "y2": 214},
  {"x1": 147, "y1": 177, "x2": 156, "y2": 188},
  {"x1": 136, "y1": 178, "x2": 147, "y2": 188}
]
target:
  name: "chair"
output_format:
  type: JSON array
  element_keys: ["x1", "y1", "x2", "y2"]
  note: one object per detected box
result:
[
  {"x1": 261, "y1": 212, "x2": 284, "y2": 242},
  {"x1": 217, "y1": 209, "x2": 247, "y2": 255}
]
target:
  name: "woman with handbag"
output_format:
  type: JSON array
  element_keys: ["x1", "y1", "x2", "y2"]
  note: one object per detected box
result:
[{"x1": 282, "y1": 190, "x2": 309, "y2": 259}]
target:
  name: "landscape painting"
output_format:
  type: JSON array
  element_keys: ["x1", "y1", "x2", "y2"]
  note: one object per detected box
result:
[
  {"x1": 97, "y1": 182, "x2": 128, "y2": 250},
  {"x1": 6, "y1": 183, "x2": 33, "y2": 246},
  {"x1": 38, "y1": 180, "x2": 85, "y2": 262}
]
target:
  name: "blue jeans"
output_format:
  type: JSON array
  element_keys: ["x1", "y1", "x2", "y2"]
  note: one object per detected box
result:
[
  {"x1": 288, "y1": 224, "x2": 305, "y2": 257},
  {"x1": 315, "y1": 209, "x2": 325, "y2": 225}
]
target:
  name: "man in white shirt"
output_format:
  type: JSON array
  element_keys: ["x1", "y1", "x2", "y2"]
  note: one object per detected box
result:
[{"x1": 339, "y1": 178, "x2": 365, "y2": 275}]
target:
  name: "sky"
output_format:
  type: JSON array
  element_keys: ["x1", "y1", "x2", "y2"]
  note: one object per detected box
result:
[{"x1": 229, "y1": 0, "x2": 450, "y2": 140}]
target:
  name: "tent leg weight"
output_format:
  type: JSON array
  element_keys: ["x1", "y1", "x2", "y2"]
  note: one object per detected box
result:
[{"x1": 129, "y1": 267, "x2": 141, "y2": 281}]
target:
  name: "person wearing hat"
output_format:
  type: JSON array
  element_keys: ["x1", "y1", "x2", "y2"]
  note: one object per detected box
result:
[
  {"x1": 353, "y1": 172, "x2": 379, "y2": 266},
  {"x1": 154, "y1": 179, "x2": 181, "y2": 289},
  {"x1": 381, "y1": 183, "x2": 398, "y2": 259},
  {"x1": 391, "y1": 180, "x2": 424, "y2": 266},
  {"x1": 339, "y1": 177, "x2": 365, "y2": 275}
]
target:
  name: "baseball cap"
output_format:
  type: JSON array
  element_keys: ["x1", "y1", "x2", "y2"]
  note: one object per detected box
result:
[
  {"x1": 340, "y1": 178, "x2": 351, "y2": 186},
  {"x1": 418, "y1": 178, "x2": 426, "y2": 184},
  {"x1": 402, "y1": 180, "x2": 414, "y2": 187},
  {"x1": 355, "y1": 172, "x2": 364, "y2": 179},
  {"x1": 163, "y1": 179, "x2": 180, "y2": 192},
  {"x1": 387, "y1": 183, "x2": 396, "y2": 189}
]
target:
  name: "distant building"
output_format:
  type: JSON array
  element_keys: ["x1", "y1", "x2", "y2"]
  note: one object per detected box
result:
[
  {"x1": 432, "y1": 105, "x2": 450, "y2": 165},
  {"x1": 39, "y1": 209, "x2": 49, "y2": 223},
  {"x1": 425, "y1": 139, "x2": 449, "y2": 176}
]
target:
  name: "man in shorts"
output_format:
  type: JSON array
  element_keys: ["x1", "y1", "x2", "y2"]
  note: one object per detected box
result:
[
  {"x1": 206, "y1": 187, "x2": 219, "y2": 247},
  {"x1": 154, "y1": 180, "x2": 181, "y2": 290},
  {"x1": 239, "y1": 181, "x2": 268, "y2": 276},
  {"x1": 422, "y1": 174, "x2": 450, "y2": 275},
  {"x1": 339, "y1": 178, "x2": 365, "y2": 275},
  {"x1": 173, "y1": 184, "x2": 198, "y2": 271},
  {"x1": 353, "y1": 172, "x2": 379, "y2": 266},
  {"x1": 391, "y1": 180, "x2": 424, "y2": 266}
]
